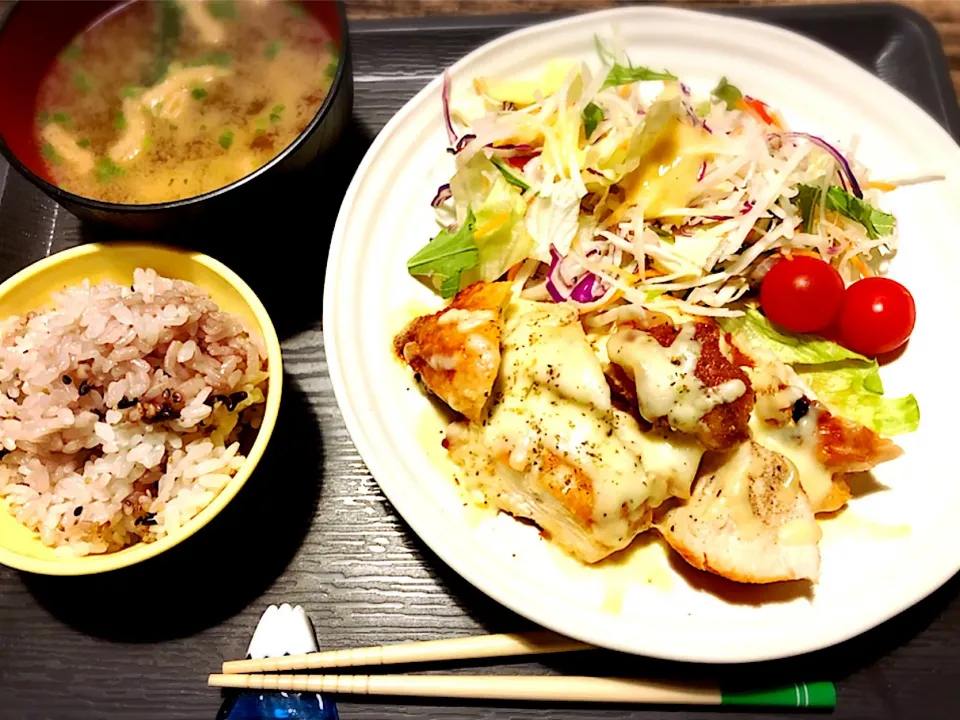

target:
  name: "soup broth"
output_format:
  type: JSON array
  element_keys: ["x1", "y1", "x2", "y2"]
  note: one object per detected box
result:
[{"x1": 35, "y1": 0, "x2": 338, "y2": 204}]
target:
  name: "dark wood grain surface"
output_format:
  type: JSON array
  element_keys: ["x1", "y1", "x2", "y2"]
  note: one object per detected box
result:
[{"x1": 1, "y1": 5, "x2": 960, "y2": 720}]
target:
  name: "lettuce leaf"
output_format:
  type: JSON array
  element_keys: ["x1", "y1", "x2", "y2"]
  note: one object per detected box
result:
[
  {"x1": 795, "y1": 183, "x2": 895, "y2": 240},
  {"x1": 801, "y1": 364, "x2": 919, "y2": 436},
  {"x1": 406, "y1": 209, "x2": 479, "y2": 298},
  {"x1": 459, "y1": 169, "x2": 533, "y2": 286},
  {"x1": 723, "y1": 307, "x2": 866, "y2": 365},
  {"x1": 721, "y1": 308, "x2": 919, "y2": 435}
]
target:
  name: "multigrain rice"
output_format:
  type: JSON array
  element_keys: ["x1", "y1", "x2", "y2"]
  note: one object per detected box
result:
[{"x1": 0, "y1": 268, "x2": 268, "y2": 556}]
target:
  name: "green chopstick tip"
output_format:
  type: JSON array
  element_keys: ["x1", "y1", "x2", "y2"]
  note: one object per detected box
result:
[{"x1": 721, "y1": 681, "x2": 836, "y2": 708}]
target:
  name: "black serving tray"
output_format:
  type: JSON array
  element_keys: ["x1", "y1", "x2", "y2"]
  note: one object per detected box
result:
[{"x1": 1, "y1": 5, "x2": 959, "y2": 720}]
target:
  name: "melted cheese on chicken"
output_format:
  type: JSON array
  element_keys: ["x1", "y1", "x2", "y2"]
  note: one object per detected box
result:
[
  {"x1": 448, "y1": 300, "x2": 704, "y2": 562},
  {"x1": 660, "y1": 440, "x2": 821, "y2": 583},
  {"x1": 744, "y1": 355, "x2": 841, "y2": 513},
  {"x1": 607, "y1": 324, "x2": 746, "y2": 433}
]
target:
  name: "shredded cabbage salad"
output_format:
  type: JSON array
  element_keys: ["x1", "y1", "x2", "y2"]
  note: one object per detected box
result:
[{"x1": 406, "y1": 39, "x2": 937, "y2": 434}]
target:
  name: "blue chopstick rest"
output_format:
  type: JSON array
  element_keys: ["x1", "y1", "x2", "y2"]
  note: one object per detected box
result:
[{"x1": 217, "y1": 604, "x2": 339, "y2": 720}]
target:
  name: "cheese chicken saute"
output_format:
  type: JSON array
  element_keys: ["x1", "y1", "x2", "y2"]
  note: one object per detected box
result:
[
  {"x1": 395, "y1": 47, "x2": 924, "y2": 585},
  {"x1": 395, "y1": 281, "x2": 901, "y2": 584}
]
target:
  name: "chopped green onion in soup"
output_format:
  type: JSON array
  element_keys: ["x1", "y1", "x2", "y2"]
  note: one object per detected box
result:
[{"x1": 33, "y1": 0, "x2": 338, "y2": 203}]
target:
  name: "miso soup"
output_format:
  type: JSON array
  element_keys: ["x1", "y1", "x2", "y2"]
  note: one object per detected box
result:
[{"x1": 35, "y1": 0, "x2": 338, "y2": 204}]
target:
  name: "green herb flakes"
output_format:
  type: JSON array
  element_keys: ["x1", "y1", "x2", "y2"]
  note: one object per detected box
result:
[
  {"x1": 73, "y1": 71, "x2": 92, "y2": 95},
  {"x1": 95, "y1": 157, "x2": 123, "y2": 182},
  {"x1": 199, "y1": 50, "x2": 232, "y2": 68},
  {"x1": 208, "y1": 0, "x2": 236, "y2": 19},
  {"x1": 40, "y1": 142, "x2": 62, "y2": 165},
  {"x1": 191, "y1": 87, "x2": 208, "y2": 100},
  {"x1": 265, "y1": 39, "x2": 283, "y2": 60},
  {"x1": 218, "y1": 130, "x2": 234, "y2": 149},
  {"x1": 287, "y1": 1, "x2": 306, "y2": 19},
  {"x1": 60, "y1": 43, "x2": 82, "y2": 61}
]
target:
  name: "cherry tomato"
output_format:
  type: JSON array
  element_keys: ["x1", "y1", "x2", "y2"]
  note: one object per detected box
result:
[
  {"x1": 760, "y1": 255, "x2": 845, "y2": 333},
  {"x1": 837, "y1": 277, "x2": 916, "y2": 356}
]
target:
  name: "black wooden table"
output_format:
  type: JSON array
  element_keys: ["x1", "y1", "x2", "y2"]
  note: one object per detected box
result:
[{"x1": 2, "y1": 10, "x2": 960, "y2": 720}]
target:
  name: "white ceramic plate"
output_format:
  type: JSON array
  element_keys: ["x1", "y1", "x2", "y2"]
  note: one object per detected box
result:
[{"x1": 324, "y1": 7, "x2": 960, "y2": 662}]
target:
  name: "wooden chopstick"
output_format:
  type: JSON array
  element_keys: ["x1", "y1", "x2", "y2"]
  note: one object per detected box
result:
[
  {"x1": 222, "y1": 630, "x2": 592, "y2": 674},
  {"x1": 208, "y1": 673, "x2": 836, "y2": 708}
]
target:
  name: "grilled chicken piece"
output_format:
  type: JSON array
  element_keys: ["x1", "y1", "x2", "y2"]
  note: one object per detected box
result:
[
  {"x1": 660, "y1": 440, "x2": 821, "y2": 584},
  {"x1": 446, "y1": 428, "x2": 653, "y2": 563},
  {"x1": 816, "y1": 411, "x2": 904, "y2": 474},
  {"x1": 394, "y1": 282, "x2": 511, "y2": 421},
  {"x1": 741, "y1": 347, "x2": 903, "y2": 513},
  {"x1": 607, "y1": 321, "x2": 755, "y2": 451},
  {"x1": 445, "y1": 300, "x2": 704, "y2": 564}
]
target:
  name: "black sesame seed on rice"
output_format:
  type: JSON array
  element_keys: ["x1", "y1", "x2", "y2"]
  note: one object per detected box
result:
[
  {"x1": 78, "y1": 382, "x2": 91, "y2": 396},
  {"x1": 224, "y1": 391, "x2": 248, "y2": 412},
  {"x1": 73, "y1": 506, "x2": 82, "y2": 517},
  {"x1": 62, "y1": 375, "x2": 72, "y2": 385},
  {"x1": 116, "y1": 396, "x2": 138, "y2": 410}
]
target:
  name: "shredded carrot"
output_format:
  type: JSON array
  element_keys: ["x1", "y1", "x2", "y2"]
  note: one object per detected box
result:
[
  {"x1": 474, "y1": 213, "x2": 509, "y2": 239},
  {"x1": 506, "y1": 262, "x2": 523, "y2": 281},
  {"x1": 867, "y1": 181, "x2": 898, "y2": 192},
  {"x1": 851, "y1": 255, "x2": 874, "y2": 278},
  {"x1": 643, "y1": 264, "x2": 668, "y2": 278},
  {"x1": 769, "y1": 110, "x2": 786, "y2": 130},
  {"x1": 738, "y1": 97, "x2": 775, "y2": 126},
  {"x1": 586, "y1": 289, "x2": 624, "y2": 313},
  {"x1": 601, "y1": 265, "x2": 641, "y2": 282},
  {"x1": 780, "y1": 248, "x2": 822, "y2": 261}
]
